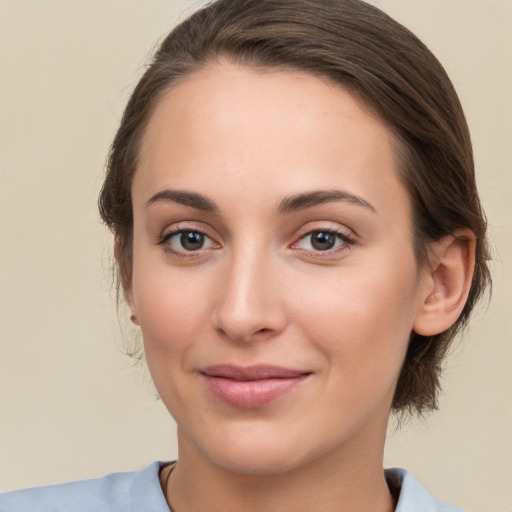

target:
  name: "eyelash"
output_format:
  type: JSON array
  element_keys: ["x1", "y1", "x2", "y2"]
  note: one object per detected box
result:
[
  {"x1": 157, "y1": 225, "x2": 218, "y2": 258},
  {"x1": 157, "y1": 226, "x2": 356, "y2": 259},
  {"x1": 292, "y1": 228, "x2": 356, "y2": 255}
]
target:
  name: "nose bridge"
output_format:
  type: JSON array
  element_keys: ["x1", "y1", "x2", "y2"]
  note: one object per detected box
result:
[{"x1": 214, "y1": 243, "x2": 286, "y2": 342}]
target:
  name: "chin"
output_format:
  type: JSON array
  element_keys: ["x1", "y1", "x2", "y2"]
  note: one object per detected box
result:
[
  {"x1": 207, "y1": 446, "x2": 308, "y2": 476},
  {"x1": 180, "y1": 420, "x2": 342, "y2": 477}
]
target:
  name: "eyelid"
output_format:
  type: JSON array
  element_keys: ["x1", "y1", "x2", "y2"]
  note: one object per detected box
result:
[
  {"x1": 157, "y1": 222, "x2": 221, "y2": 257},
  {"x1": 289, "y1": 223, "x2": 357, "y2": 254},
  {"x1": 157, "y1": 219, "x2": 216, "y2": 237},
  {"x1": 292, "y1": 221, "x2": 356, "y2": 241}
]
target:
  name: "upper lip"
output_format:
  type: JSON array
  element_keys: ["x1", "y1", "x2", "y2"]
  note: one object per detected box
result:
[{"x1": 200, "y1": 364, "x2": 311, "y2": 381}]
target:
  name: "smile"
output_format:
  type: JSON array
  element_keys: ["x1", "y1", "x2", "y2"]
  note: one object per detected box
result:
[{"x1": 199, "y1": 365, "x2": 311, "y2": 409}]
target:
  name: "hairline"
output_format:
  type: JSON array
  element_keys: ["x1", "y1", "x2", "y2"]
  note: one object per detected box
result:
[{"x1": 120, "y1": 55, "x2": 429, "y2": 281}]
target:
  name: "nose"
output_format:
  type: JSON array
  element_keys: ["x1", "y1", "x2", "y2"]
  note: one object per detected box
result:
[{"x1": 213, "y1": 249, "x2": 288, "y2": 343}]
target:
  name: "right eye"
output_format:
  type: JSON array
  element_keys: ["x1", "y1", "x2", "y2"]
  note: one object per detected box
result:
[{"x1": 160, "y1": 229, "x2": 219, "y2": 256}]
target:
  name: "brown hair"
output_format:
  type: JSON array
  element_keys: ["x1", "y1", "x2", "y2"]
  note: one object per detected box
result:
[{"x1": 99, "y1": 0, "x2": 491, "y2": 415}]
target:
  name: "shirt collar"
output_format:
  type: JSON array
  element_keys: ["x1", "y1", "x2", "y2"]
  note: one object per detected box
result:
[{"x1": 386, "y1": 468, "x2": 465, "y2": 512}]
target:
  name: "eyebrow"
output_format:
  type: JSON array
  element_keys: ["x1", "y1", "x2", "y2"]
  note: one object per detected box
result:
[
  {"x1": 145, "y1": 188, "x2": 376, "y2": 215},
  {"x1": 277, "y1": 189, "x2": 376, "y2": 214},
  {"x1": 145, "y1": 189, "x2": 219, "y2": 213}
]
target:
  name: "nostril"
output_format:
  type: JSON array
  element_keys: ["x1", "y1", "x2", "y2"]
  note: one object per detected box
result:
[{"x1": 256, "y1": 328, "x2": 270, "y2": 334}]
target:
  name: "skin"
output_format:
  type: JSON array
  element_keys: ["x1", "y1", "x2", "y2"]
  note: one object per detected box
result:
[{"x1": 124, "y1": 61, "x2": 473, "y2": 512}]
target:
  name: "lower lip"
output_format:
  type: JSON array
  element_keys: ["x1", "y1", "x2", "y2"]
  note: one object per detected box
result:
[{"x1": 201, "y1": 375, "x2": 308, "y2": 409}]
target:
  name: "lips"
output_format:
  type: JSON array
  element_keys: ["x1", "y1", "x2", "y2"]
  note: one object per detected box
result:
[{"x1": 200, "y1": 365, "x2": 311, "y2": 409}]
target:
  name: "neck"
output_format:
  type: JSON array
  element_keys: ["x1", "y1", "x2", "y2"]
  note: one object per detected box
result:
[{"x1": 165, "y1": 429, "x2": 395, "y2": 512}]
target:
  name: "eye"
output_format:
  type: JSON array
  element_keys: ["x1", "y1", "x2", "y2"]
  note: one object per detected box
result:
[
  {"x1": 294, "y1": 229, "x2": 354, "y2": 252},
  {"x1": 173, "y1": 231, "x2": 206, "y2": 251},
  {"x1": 160, "y1": 229, "x2": 218, "y2": 255}
]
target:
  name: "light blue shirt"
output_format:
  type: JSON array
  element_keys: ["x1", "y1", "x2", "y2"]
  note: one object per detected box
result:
[{"x1": 0, "y1": 462, "x2": 464, "y2": 511}]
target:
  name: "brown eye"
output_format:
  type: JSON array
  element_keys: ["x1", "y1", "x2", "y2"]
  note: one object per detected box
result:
[
  {"x1": 161, "y1": 229, "x2": 218, "y2": 256},
  {"x1": 180, "y1": 231, "x2": 205, "y2": 251},
  {"x1": 293, "y1": 228, "x2": 355, "y2": 253},
  {"x1": 310, "y1": 231, "x2": 337, "y2": 251}
]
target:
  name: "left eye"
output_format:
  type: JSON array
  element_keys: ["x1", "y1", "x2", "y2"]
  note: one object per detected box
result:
[
  {"x1": 164, "y1": 230, "x2": 217, "y2": 253},
  {"x1": 295, "y1": 230, "x2": 350, "y2": 251}
]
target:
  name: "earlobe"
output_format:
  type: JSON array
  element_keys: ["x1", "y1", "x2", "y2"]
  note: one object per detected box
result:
[{"x1": 413, "y1": 229, "x2": 476, "y2": 336}]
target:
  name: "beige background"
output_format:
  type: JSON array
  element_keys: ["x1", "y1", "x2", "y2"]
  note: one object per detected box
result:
[{"x1": 0, "y1": 1, "x2": 510, "y2": 510}]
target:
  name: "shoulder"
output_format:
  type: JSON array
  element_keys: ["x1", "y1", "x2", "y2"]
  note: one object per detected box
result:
[
  {"x1": 386, "y1": 468, "x2": 466, "y2": 512},
  {"x1": 0, "y1": 461, "x2": 171, "y2": 512}
]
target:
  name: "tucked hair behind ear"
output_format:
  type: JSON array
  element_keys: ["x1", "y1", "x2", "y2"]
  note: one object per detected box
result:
[{"x1": 99, "y1": 0, "x2": 491, "y2": 415}]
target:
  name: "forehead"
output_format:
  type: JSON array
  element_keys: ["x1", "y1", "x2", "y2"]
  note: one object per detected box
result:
[
  {"x1": 135, "y1": 61, "x2": 409, "y2": 221},
  {"x1": 140, "y1": 62, "x2": 386, "y2": 157}
]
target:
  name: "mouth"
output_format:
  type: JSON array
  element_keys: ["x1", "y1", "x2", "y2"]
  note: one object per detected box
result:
[{"x1": 199, "y1": 364, "x2": 312, "y2": 409}]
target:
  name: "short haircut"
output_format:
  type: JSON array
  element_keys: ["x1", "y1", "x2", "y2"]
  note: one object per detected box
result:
[{"x1": 99, "y1": 0, "x2": 491, "y2": 415}]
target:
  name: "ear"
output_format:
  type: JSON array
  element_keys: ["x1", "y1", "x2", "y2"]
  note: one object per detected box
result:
[
  {"x1": 114, "y1": 236, "x2": 135, "y2": 315},
  {"x1": 413, "y1": 229, "x2": 476, "y2": 336}
]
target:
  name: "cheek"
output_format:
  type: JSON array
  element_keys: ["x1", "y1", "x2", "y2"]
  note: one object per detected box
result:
[
  {"x1": 131, "y1": 264, "x2": 216, "y2": 410},
  {"x1": 131, "y1": 258, "x2": 213, "y2": 359},
  {"x1": 293, "y1": 257, "x2": 421, "y2": 374}
]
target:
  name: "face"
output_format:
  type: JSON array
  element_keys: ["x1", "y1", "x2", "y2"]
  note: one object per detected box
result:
[{"x1": 128, "y1": 61, "x2": 431, "y2": 475}]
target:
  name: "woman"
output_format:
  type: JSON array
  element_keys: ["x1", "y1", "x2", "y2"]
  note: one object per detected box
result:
[{"x1": 0, "y1": 0, "x2": 491, "y2": 510}]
